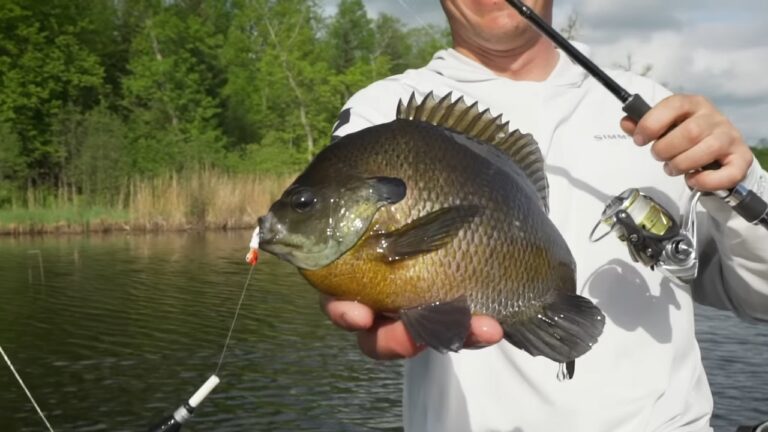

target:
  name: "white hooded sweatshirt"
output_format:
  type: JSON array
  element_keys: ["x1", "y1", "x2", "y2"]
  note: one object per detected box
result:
[{"x1": 331, "y1": 46, "x2": 768, "y2": 432}]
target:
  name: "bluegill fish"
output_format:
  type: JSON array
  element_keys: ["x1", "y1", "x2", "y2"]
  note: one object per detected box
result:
[{"x1": 258, "y1": 92, "x2": 605, "y2": 378}]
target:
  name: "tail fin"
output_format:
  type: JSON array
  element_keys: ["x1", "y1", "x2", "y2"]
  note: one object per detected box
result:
[{"x1": 502, "y1": 294, "x2": 605, "y2": 368}]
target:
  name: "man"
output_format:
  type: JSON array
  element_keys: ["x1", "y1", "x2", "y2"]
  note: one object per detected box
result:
[{"x1": 323, "y1": 1, "x2": 768, "y2": 430}]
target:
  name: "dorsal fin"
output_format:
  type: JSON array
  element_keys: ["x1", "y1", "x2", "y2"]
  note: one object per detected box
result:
[{"x1": 397, "y1": 91, "x2": 549, "y2": 213}]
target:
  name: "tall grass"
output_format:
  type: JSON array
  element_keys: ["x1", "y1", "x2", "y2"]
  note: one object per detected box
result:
[{"x1": 0, "y1": 170, "x2": 294, "y2": 235}]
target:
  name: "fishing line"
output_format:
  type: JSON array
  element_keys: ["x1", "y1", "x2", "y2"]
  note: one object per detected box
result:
[
  {"x1": 395, "y1": 0, "x2": 427, "y2": 28},
  {"x1": 4, "y1": 232, "x2": 260, "y2": 432},
  {"x1": 149, "y1": 231, "x2": 260, "y2": 431},
  {"x1": 0, "y1": 345, "x2": 55, "y2": 432},
  {"x1": 395, "y1": 0, "x2": 442, "y2": 39},
  {"x1": 214, "y1": 264, "x2": 256, "y2": 376}
]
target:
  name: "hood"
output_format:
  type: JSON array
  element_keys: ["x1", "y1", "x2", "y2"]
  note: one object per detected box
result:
[{"x1": 423, "y1": 42, "x2": 592, "y2": 89}]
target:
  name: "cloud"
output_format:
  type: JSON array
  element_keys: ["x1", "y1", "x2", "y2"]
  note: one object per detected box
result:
[
  {"x1": 561, "y1": 0, "x2": 768, "y2": 142},
  {"x1": 567, "y1": 0, "x2": 767, "y2": 39},
  {"x1": 319, "y1": 0, "x2": 447, "y2": 28},
  {"x1": 573, "y1": 0, "x2": 682, "y2": 36}
]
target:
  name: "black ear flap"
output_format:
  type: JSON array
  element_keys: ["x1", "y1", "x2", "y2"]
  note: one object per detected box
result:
[{"x1": 367, "y1": 176, "x2": 406, "y2": 204}]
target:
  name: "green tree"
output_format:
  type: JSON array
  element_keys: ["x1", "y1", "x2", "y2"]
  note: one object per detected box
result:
[
  {"x1": 0, "y1": 0, "x2": 455, "y2": 208},
  {"x1": 0, "y1": 0, "x2": 105, "y2": 186},
  {"x1": 123, "y1": 2, "x2": 227, "y2": 174},
  {"x1": 223, "y1": 0, "x2": 336, "y2": 167},
  {"x1": 0, "y1": 122, "x2": 26, "y2": 206},
  {"x1": 327, "y1": 0, "x2": 374, "y2": 74},
  {"x1": 405, "y1": 24, "x2": 451, "y2": 68},
  {"x1": 373, "y1": 14, "x2": 412, "y2": 75},
  {"x1": 50, "y1": 106, "x2": 131, "y2": 203},
  {"x1": 753, "y1": 140, "x2": 768, "y2": 169}
]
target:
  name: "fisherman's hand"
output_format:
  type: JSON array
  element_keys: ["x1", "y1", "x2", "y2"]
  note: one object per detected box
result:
[
  {"x1": 320, "y1": 295, "x2": 503, "y2": 360},
  {"x1": 620, "y1": 94, "x2": 754, "y2": 191}
]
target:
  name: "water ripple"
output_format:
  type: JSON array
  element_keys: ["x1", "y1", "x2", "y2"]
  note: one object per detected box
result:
[
  {"x1": 0, "y1": 232, "x2": 402, "y2": 432},
  {"x1": 1, "y1": 232, "x2": 765, "y2": 431}
]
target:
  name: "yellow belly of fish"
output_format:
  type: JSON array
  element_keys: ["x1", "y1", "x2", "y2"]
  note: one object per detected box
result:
[
  {"x1": 300, "y1": 242, "x2": 448, "y2": 312},
  {"x1": 299, "y1": 206, "x2": 560, "y2": 316}
]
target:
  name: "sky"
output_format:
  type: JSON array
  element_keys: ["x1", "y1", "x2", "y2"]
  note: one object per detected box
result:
[{"x1": 320, "y1": 0, "x2": 768, "y2": 145}]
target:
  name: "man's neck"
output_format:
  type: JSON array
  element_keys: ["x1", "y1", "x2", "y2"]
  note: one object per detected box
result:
[{"x1": 453, "y1": 36, "x2": 559, "y2": 82}]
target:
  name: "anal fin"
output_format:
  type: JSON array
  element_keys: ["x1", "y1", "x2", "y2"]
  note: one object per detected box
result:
[{"x1": 400, "y1": 296, "x2": 472, "y2": 353}]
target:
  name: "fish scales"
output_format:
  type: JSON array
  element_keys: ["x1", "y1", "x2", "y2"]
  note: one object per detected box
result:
[
  {"x1": 259, "y1": 92, "x2": 605, "y2": 373},
  {"x1": 304, "y1": 120, "x2": 563, "y2": 317}
]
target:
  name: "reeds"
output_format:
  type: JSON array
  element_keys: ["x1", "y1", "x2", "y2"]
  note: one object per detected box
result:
[{"x1": 0, "y1": 170, "x2": 294, "y2": 235}]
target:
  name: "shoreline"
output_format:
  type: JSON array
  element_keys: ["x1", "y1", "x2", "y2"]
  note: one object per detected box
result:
[
  {"x1": 0, "y1": 171, "x2": 294, "y2": 237},
  {"x1": 0, "y1": 220, "x2": 260, "y2": 236}
]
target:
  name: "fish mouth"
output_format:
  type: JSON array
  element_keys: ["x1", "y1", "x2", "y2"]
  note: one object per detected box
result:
[
  {"x1": 258, "y1": 214, "x2": 283, "y2": 244},
  {"x1": 259, "y1": 236, "x2": 328, "y2": 270},
  {"x1": 257, "y1": 214, "x2": 305, "y2": 256},
  {"x1": 257, "y1": 212, "x2": 340, "y2": 270},
  {"x1": 259, "y1": 237, "x2": 303, "y2": 253}
]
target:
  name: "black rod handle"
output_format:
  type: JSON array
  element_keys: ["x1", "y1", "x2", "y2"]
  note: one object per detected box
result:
[{"x1": 622, "y1": 94, "x2": 652, "y2": 123}]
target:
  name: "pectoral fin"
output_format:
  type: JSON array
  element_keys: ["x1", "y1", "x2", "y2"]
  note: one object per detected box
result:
[
  {"x1": 375, "y1": 205, "x2": 480, "y2": 263},
  {"x1": 400, "y1": 296, "x2": 472, "y2": 353}
]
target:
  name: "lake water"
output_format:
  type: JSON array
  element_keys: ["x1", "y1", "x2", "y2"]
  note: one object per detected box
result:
[{"x1": 0, "y1": 232, "x2": 766, "y2": 431}]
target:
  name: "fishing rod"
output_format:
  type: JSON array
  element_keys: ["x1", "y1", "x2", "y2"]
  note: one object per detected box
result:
[
  {"x1": 148, "y1": 230, "x2": 260, "y2": 431},
  {"x1": 504, "y1": 0, "x2": 768, "y2": 231},
  {"x1": 147, "y1": 375, "x2": 221, "y2": 432}
]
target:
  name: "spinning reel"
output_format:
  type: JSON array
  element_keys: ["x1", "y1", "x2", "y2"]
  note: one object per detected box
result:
[{"x1": 590, "y1": 188, "x2": 701, "y2": 285}]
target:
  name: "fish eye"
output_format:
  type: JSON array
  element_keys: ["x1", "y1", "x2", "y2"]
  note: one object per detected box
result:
[{"x1": 290, "y1": 188, "x2": 317, "y2": 213}]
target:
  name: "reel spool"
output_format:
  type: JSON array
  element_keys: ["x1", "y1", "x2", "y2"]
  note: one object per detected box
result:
[{"x1": 590, "y1": 188, "x2": 700, "y2": 285}]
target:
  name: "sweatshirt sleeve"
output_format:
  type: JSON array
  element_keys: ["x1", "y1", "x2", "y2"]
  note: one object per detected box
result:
[{"x1": 692, "y1": 157, "x2": 768, "y2": 323}]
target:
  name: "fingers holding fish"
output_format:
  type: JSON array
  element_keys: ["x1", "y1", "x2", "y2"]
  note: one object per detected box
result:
[
  {"x1": 323, "y1": 295, "x2": 505, "y2": 360},
  {"x1": 357, "y1": 318, "x2": 425, "y2": 360},
  {"x1": 357, "y1": 315, "x2": 503, "y2": 360},
  {"x1": 320, "y1": 294, "x2": 374, "y2": 331},
  {"x1": 462, "y1": 315, "x2": 504, "y2": 349}
]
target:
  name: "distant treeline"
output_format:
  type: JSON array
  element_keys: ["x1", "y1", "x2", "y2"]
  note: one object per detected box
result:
[
  {"x1": 1, "y1": 0, "x2": 766, "y2": 214},
  {"x1": 0, "y1": 0, "x2": 450, "y2": 207}
]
